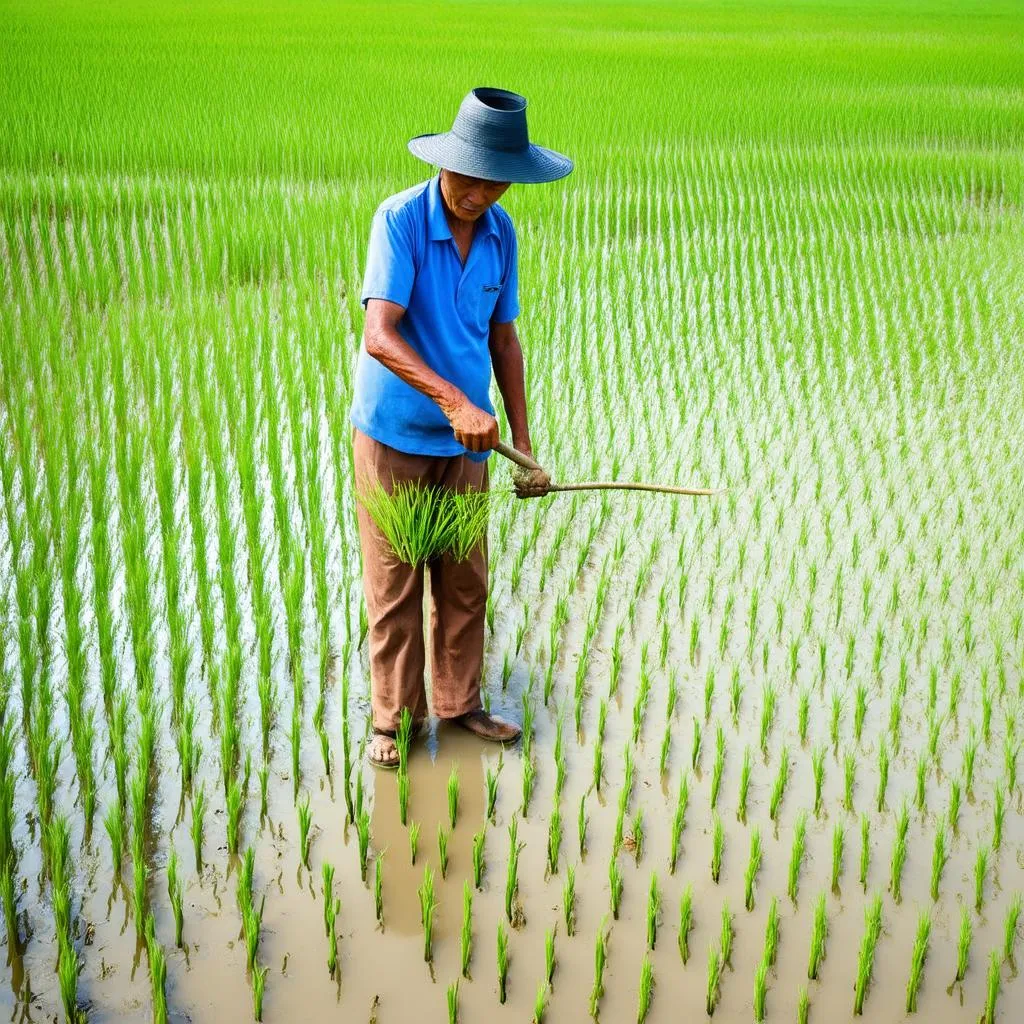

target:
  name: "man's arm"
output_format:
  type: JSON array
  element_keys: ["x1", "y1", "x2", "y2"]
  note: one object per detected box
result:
[
  {"x1": 364, "y1": 298, "x2": 498, "y2": 451},
  {"x1": 488, "y1": 319, "x2": 533, "y2": 455}
]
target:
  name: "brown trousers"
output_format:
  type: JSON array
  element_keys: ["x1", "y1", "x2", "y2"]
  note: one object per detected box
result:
[{"x1": 352, "y1": 426, "x2": 488, "y2": 733}]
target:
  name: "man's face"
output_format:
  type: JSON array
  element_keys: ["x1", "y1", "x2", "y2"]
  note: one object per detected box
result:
[{"x1": 440, "y1": 169, "x2": 511, "y2": 224}]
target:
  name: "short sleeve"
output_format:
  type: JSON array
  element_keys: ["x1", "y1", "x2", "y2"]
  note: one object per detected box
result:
[
  {"x1": 360, "y1": 208, "x2": 415, "y2": 310},
  {"x1": 491, "y1": 228, "x2": 519, "y2": 324}
]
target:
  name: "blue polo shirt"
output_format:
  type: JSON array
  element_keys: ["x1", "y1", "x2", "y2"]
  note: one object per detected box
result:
[{"x1": 352, "y1": 171, "x2": 519, "y2": 463}]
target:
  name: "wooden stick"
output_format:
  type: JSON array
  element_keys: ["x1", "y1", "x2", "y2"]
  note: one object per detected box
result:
[{"x1": 492, "y1": 441, "x2": 725, "y2": 497}]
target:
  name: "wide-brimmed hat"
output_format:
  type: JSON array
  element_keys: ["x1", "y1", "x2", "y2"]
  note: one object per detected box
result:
[{"x1": 408, "y1": 87, "x2": 572, "y2": 184}]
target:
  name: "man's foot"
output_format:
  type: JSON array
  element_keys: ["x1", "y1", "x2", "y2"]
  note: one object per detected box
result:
[
  {"x1": 367, "y1": 731, "x2": 400, "y2": 769},
  {"x1": 452, "y1": 709, "x2": 521, "y2": 742}
]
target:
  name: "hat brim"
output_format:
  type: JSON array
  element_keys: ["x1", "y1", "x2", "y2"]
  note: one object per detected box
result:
[{"x1": 408, "y1": 133, "x2": 573, "y2": 184}]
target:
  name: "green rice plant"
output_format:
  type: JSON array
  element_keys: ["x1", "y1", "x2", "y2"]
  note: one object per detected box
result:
[
  {"x1": 437, "y1": 825, "x2": 450, "y2": 879},
  {"x1": 472, "y1": 826, "x2": 486, "y2": 888},
  {"x1": 443, "y1": 977, "x2": 459, "y2": 1024},
  {"x1": 546, "y1": 805, "x2": 561, "y2": 876},
  {"x1": 637, "y1": 954, "x2": 654, "y2": 1024},
  {"x1": 719, "y1": 901, "x2": 733, "y2": 967},
  {"x1": 764, "y1": 896, "x2": 780, "y2": 968},
  {"x1": 397, "y1": 770, "x2": 410, "y2": 826},
  {"x1": 1005, "y1": 736, "x2": 1019, "y2": 795},
  {"x1": 788, "y1": 810, "x2": 808, "y2": 904},
  {"x1": 486, "y1": 757, "x2": 502, "y2": 823},
  {"x1": 104, "y1": 801, "x2": 124, "y2": 876},
  {"x1": 533, "y1": 980, "x2": 549, "y2": 1023},
  {"x1": 609, "y1": 855, "x2": 623, "y2": 920},
  {"x1": 132, "y1": 842, "x2": 148, "y2": 934},
  {"x1": 191, "y1": 785, "x2": 205, "y2": 871},
  {"x1": 905, "y1": 909, "x2": 931, "y2": 1013},
  {"x1": 831, "y1": 821, "x2": 845, "y2": 894},
  {"x1": 691, "y1": 717, "x2": 702, "y2": 771},
  {"x1": 704, "y1": 667, "x2": 715, "y2": 723},
  {"x1": 808, "y1": 892, "x2": 828, "y2": 979},
  {"x1": 853, "y1": 894, "x2": 883, "y2": 1015},
  {"x1": 460, "y1": 881, "x2": 473, "y2": 978},
  {"x1": 374, "y1": 851, "x2": 384, "y2": 924},
  {"x1": 830, "y1": 691, "x2": 842, "y2": 749},
  {"x1": 963, "y1": 726, "x2": 978, "y2": 798},
  {"x1": 578, "y1": 790, "x2": 588, "y2": 858},
  {"x1": 244, "y1": 895, "x2": 266, "y2": 975},
  {"x1": 859, "y1": 813, "x2": 870, "y2": 892},
  {"x1": 497, "y1": 921, "x2": 509, "y2": 1003},
  {"x1": 753, "y1": 955, "x2": 769, "y2": 1021},
  {"x1": 956, "y1": 905, "x2": 971, "y2": 982},
  {"x1": 890, "y1": 801, "x2": 910, "y2": 903},
  {"x1": 759, "y1": 682, "x2": 777, "y2": 754},
  {"x1": 975, "y1": 844, "x2": 989, "y2": 912},
  {"x1": 769, "y1": 747, "x2": 789, "y2": 822},
  {"x1": 811, "y1": 744, "x2": 826, "y2": 815},
  {"x1": 448, "y1": 764, "x2": 460, "y2": 830},
  {"x1": 628, "y1": 807, "x2": 644, "y2": 866},
  {"x1": 522, "y1": 754, "x2": 536, "y2": 816},
  {"x1": 356, "y1": 807, "x2": 371, "y2": 882},
  {"x1": 1004, "y1": 893, "x2": 1022, "y2": 966},
  {"x1": 297, "y1": 795, "x2": 313, "y2": 869},
  {"x1": 710, "y1": 725, "x2": 725, "y2": 809},
  {"x1": 798, "y1": 688, "x2": 810, "y2": 745},
  {"x1": 590, "y1": 917, "x2": 609, "y2": 1018},
  {"x1": 669, "y1": 772, "x2": 689, "y2": 874},
  {"x1": 563, "y1": 864, "x2": 577, "y2": 936},
  {"x1": 876, "y1": 742, "x2": 889, "y2": 813},
  {"x1": 706, "y1": 944, "x2": 722, "y2": 1016},
  {"x1": 731, "y1": 671, "x2": 744, "y2": 728},
  {"x1": 57, "y1": 937, "x2": 79, "y2": 1024},
  {"x1": 673, "y1": 884, "x2": 693, "y2": 964},
  {"x1": 853, "y1": 681, "x2": 868, "y2": 745},
  {"x1": 745, "y1": 827, "x2": 762, "y2": 911},
  {"x1": 258, "y1": 761, "x2": 269, "y2": 820},
  {"x1": 992, "y1": 785, "x2": 1005, "y2": 851},
  {"x1": 930, "y1": 816, "x2": 949, "y2": 902},
  {"x1": 145, "y1": 914, "x2": 168, "y2": 1024},
  {"x1": 252, "y1": 963, "x2": 268, "y2": 1021},
  {"x1": 711, "y1": 813, "x2": 724, "y2": 883},
  {"x1": 984, "y1": 947, "x2": 1000, "y2": 1024},
  {"x1": 321, "y1": 862, "x2": 336, "y2": 936},
  {"x1": 948, "y1": 776, "x2": 961, "y2": 835},
  {"x1": 797, "y1": 986, "x2": 809, "y2": 1024},
  {"x1": 592, "y1": 733, "x2": 604, "y2": 795},
  {"x1": 646, "y1": 872, "x2": 660, "y2": 949},
  {"x1": 418, "y1": 864, "x2": 436, "y2": 962},
  {"x1": 409, "y1": 821, "x2": 420, "y2": 865},
  {"x1": 544, "y1": 926, "x2": 555, "y2": 986},
  {"x1": 506, "y1": 816, "x2": 524, "y2": 925},
  {"x1": 167, "y1": 849, "x2": 184, "y2": 948},
  {"x1": 915, "y1": 752, "x2": 928, "y2": 811},
  {"x1": 736, "y1": 747, "x2": 752, "y2": 824}
]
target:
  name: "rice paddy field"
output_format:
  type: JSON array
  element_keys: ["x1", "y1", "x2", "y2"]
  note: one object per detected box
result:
[{"x1": 1, "y1": 0, "x2": 1024, "y2": 1020}]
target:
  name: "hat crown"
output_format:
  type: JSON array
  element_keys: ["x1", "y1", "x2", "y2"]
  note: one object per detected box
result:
[{"x1": 450, "y1": 88, "x2": 530, "y2": 155}]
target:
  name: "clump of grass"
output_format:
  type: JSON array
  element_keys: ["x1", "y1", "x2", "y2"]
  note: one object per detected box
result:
[
  {"x1": 356, "y1": 807, "x2": 371, "y2": 882},
  {"x1": 506, "y1": 816, "x2": 524, "y2": 925},
  {"x1": 890, "y1": 801, "x2": 910, "y2": 903},
  {"x1": 438, "y1": 825, "x2": 450, "y2": 879},
  {"x1": 763, "y1": 896, "x2": 781, "y2": 969},
  {"x1": 145, "y1": 914, "x2": 168, "y2": 1024},
  {"x1": 461, "y1": 881, "x2": 473, "y2": 978},
  {"x1": 808, "y1": 892, "x2": 828, "y2": 980},
  {"x1": 710, "y1": 725, "x2": 725, "y2": 809},
  {"x1": 252, "y1": 963, "x2": 268, "y2": 1021},
  {"x1": 745, "y1": 827, "x2": 762, "y2": 911},
  {"x1": 788, "y1": 810, "x2": 808, "y2": 904},
  {"x1": 590, "y1": 917, "x2": 609, "y2": 1017},
  {"x1": 448, "y1": 765, "x2": 460, "y2": 829},
  {"x1": 984, "y1": 947, "x2": 1000, "y2": 1024},
  {"x1": 472, "y1": 826, "x2": 486, "y2": 888},
  {"x1": 544, "y1": 926, "x2": 556, "y2": 986},
  {"x1": 975, "y1": 844, "x2": 989, "y2": 912},
  {"x1": 668, "y1": 772, "x2": 689, "y2": 874},
  {"x1": 578, "y1": 791, "x2": 588, "y2": 858},
  {"x1": 711, "y1": 813, "x2": 724, "y2": 883},
  {"x1": 374, "y1": 851, "x2": 384, "y2": 924},
  {"x1": 859, "y1": 813, "x2": 870, "y2": 892},
  {"x1": 533, "y1": 981, "x2": 549, "y2": 1023},
  {"x1": 843, "y1": 751, "x2": 856, "y2": 812},
  {"x1": 737, "y1": 747, "x2": 752, "y2": 824},
  {"x1": 797, "y1": 985, "x2": 809, "y2": 1024},
  {"x1": 104, "y1": 802, "x2": 124, "y2": 876},
  {"x1": 706, "y1": 944, "x2": 722, "y2": 1016},
  {"x1": 992, "y1": 785, "x2": 1005, "y2": 851},
  {"x1": 564, "y1": 864, "x2": 577, "y2": 937},
  {"x1": 418, "y1": 864, "x2": 437, "y2": 962},
  {"x1": 167, "y1": 849, "x2": 184, "y2": 947},
  {"x1": 1004, "y1": 893, "x2": 1022, "y2": 966},
  {"x1": 397, "y1": 770, "x2": 410, "y2": 826},
  {"x1": 447, "y1": 978, "x2": 459, "y2": 1024},
  {"x1": 497, "y1": 922, "x2": 509, "y2": 1004},
  {"x1": 831, "y1": 821, "x2": 845, "y2": 894},
  {"x1": 646, "y1": 872, "x2": 660, "y2": 949},
  {"x1": 876, "y1": 742, "x2": 890, "y2": 813},
  {"x1": 637, "y1": 954, "x2": 654, "y2": 1024},
  {"x1": 853, "y1": 894, "x2": 883, "y2": 1015},
  {"x1": 753, "y1": 955, "x2": 769, "y2": 1021},
  {"x1": 930, "y1": 816, "x2": 949, "y2": 902},
  {"x1": 811, "y1": 744, "x2": 826, "y2": 815},
  {"x1": 955, "y1": 905, "x2": 972, "y2": 983},
  {"x1": 678, "y1": 884, "x2": 694, "y2": 964},
  {"x1": 547, "y1": 805, "x2": 561, "y2": 877},
  {"x1": 297, "y1": 795, "x2": 313, "y2": 869},
  {"x1": 719, "y1": 902, "x2": 733, "y2": 968},
  {"x1": 191, "y1": 784, "x2": 206, "y2": 871},
  {"x1": 905, "y1": 909, "x2": 931, "y2": 1013},
  {"x1": 628, "y1": 807, "x2": 644, "y2": 866},
  {"x1": 769, "y1": 747, "x2": 789, "y2": 822},
  {"x1": 486, "y1": 756, "x2": 502, "y2": 823},
  {"x1": 409, "y1": 821, "x2": 420, "y2": 865},
  {"x1": 609, "y1": 856, "x2": 624, "y2": 920}
]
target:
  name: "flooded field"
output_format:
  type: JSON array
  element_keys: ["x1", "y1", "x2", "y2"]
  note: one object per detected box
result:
[{"x1": 2, "y1": 0, "x2": 1024, "y2": 1021}]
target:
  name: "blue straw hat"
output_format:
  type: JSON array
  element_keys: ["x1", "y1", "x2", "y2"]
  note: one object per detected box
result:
[{"x1": 408, "y1": 87, "x2": 573, "y2": 184}]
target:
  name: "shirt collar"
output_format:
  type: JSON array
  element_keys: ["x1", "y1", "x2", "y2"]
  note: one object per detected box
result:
[{"x1": 427, "y1": 171, "x2": 498, "y2": 242}]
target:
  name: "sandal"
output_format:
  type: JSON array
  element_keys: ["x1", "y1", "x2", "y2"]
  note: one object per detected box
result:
[
  {"x1": 452, "y1": 709, "x2": 521, "y2": 743},
  {"x1": 367, "y1": 730, "x2": 400, "y2": 769}
]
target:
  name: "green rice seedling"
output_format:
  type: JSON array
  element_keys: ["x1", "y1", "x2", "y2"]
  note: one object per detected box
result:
[
  {"x1": 609, "y1": 855, "x2": 624, "y2": 920},
  {"x1": 669, "y1": 772, "x2": 689, "y2": 874},
  {"x1": 497, "y1": 921, "x2": 509, "y2": 1003},
  {"x1": 930, "y1": 816, "x2": 949, "y2": 901},
  {"x1": 764, "y1": 896, "x2": 781, "y2": 968},
  {"x1": 948, "y1": 776, "x2": 961, "y2": 835},
  {"x1": 590, "y1": 917, "x2": 609, "y2": 1018},
  {"x1": 191, "y1": 786, "x2": 205, "y2": 871},
  {"x1": 486, "y1": 757, "x2": 502, "y2": 823},
  {"x1": 356, "y1": 807, "x2": 371, "y2": 882},
  {"x1": 860, "y1": 814, "x2": 870, "y2": 891},
  {"x1": 876, "y1": 742, "x2": 889, "y2": 813},
  {"x1": 711, "y1": 813, "x2": 724, "y2": 883},
  {"x1": 720, "y1": 902, "x2": 734, "y2": 967},
  {"x1": 57, "y1": 938, "x2": 79, "y2": 1024},
  {"x1": 506, "y1": 816, "x2": 524, "y2": 925},
  {"x1": 592, "y1": 734, "x2": 604, "y2": 795},
  {"x1": 1004, "y1": 893, "x2": 1022, "y2": 966},
  {"x1": 460, "y1": 881, "x2": 473, "y2": 978},
  {"x1": 658, "y1": 721, "x2": 671, "y2": 779},
  {"x1": 578, "y1": 791, "x2": 588, "y2": 858},
  {"x1": 167, "y1": 849, "x2": 184, "y2": 947},
  {"x1": 890, "y1": 801, "x2": 910, "y2": 903},
  {"x1": 374, "y1": 851, "x2": 384, "y2": 924},
  {"x1": 956, "y1": 905, "x2": 972, "y2": 982},
  {"x1": 448, "y1": 765, "x2": 460, "y2": 829},
  {"x1": 797, "y1": 985, "x2": 809, "y2": 1024},
  {"x1": 104, "y1": 801, "x2": 124, "y2": 875},
  {"x1": 533, "y1": 981, "x2": 549, "y2": 1023},
  {"x1": 628, "y1": 807, "x2": 644, "y2": 865},
  {"x1": 258, "y1": 761, "x2": 269, "y2": 820},
  {"x1": 646, "y1": 872, "x2": 660, "y2": 949},
  {"x1": 811, "y1": 744, "x2": 826, "y2": 815},
  {"x1": 769, "y1": 747, "x2": 789, "y2": 822},
  {"x1": 710, "y1": 725, "x2": 725, "y2": 810},
  {"x1": 297, "y1": 795, "x2": 313, "y2": 869},
  {"x1": 226, "y1": 779, "x2": 245, "y2": 857},
  {"x1": 915, "y1": 752, "x2": 928, "y2": 811},
  {"x1": 472, "y1": 826, "x2": 486, "y2": 888},
  {"x1": 564, "y1": 864, "x2": 577, "y2": 936},
  {"x1": 731, "y1": 671, "x2": 744, "y2": 728},
  {"x1": 798, "y1": 688, "x2": 810, "y2": 745},
  {"x1": 853, "y1": 894, "x2": 883, "y2": 1015},
  {"x1": 447, "y1": 978, "x2": 459, "y2": 1024},
  {"x1": 706, "y1": 944, "x2": 722, "y2": 1016},
  {"x1": 759, "y1": 682, "x2": 777, "y2": 754},
  {"x1": 975, "y1": 845, "x2": 989, "y2": 912},
  {"x1": 905, "y1": 909, "x2": 931, "y2": 1012},
  {"x1": 244, "y1": 894, "x2": 266, "y2": 975},
  {"x1": 322, "y1": 862, "x2": 336, "y2": 936},
  {"x1": 704, "y1": 667, "x2": 715, "y2": 723},
  {"x1": 252, "y1": 963, "x2": 268, "y2": 1021},
  {"x1": 745, "y1": 827, "x2": 762, "y2": 911},
  {"x1": 409, "y1": 821, "x2": 420, "y2": 865},
  {"x1": 545, "y1": 926, "x2": 555, "y2": 986},
  {"x1": 398, "y1": 770, "x2": 410, "y2": 826},
  {"x1": 753, "y1": 955, "x2": 769, "y2": 1021},
  {"x1": 854, "y1": 682, "x2": 868, "y2": 745},
  {"x1": 418, "y1": 864, "x2": 436, "y2": 962},
  {"x1": 737, "y1": 747, "x2": 752, "y2": 824},
  {"x1": 830, "y1": 691, "x2": 842, "y2": 749},
  {"x1": 132, "y1": 844, "x2": 148, "y2": 934},
  {"x1": 522, "y1": 754, "x2": 536, "y2": 816},
  {"x1": 637, "y1": 954, "x2": 654, "y2": 1024},
  {"x1": 546, "y1": 803, "x2": 562, "y2": 876},
  {"x1": 438, "y1": 825, "x2": 450, "y2": 879},
  {"x1": 691, "y1": 717, "x2": 703, "y2": 771},
  {"x1": 963, "y1": 726, "x2": 978, "y2": 798},
  {"x1": 145, "y1": 914, "x2": 168, "y2": 1024},
  {"x1": 992, "y1": 785, "x2": 1005, "y2": 851},
  {"x1": 984, "y1": 947, "x2": 1000, "y2": 1023},
  {"x1": 788, "y1": 811, "x2": 808, "y2": 904},
  {"x1": 808, "y1": 892, "x2": 828, "y2": 979},
  {"x1": 666, "y1": 882, "x2": 687, "y2": 964},
  {"x1": 831, "y1": 821, "x2": 845, "y2": 893},
  {"x1": 1005, "y1": 736, "x2": 1019, "y2": 795}
]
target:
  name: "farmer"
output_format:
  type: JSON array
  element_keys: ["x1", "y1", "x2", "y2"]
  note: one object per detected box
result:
[{"x1": 351, "y1": 87, "x2": 573, "y2": 768}]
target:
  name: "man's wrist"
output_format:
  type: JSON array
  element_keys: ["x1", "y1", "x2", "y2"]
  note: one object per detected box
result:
[{"x1": 436, "y1": 384, "x2": 465, "y2": 419}]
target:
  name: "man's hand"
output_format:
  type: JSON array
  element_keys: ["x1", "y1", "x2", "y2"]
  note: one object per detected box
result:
[
  {"x1": 441, "y1": 392, "x2": 500, "y2": 453},
  {"x1": 512, "y1": 461, "x2": 552, "y2": 499}
]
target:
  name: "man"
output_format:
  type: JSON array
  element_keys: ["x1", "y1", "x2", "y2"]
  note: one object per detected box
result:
[{"x1": 351, "y1": 87, "x2": 572, "y2": 768}]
